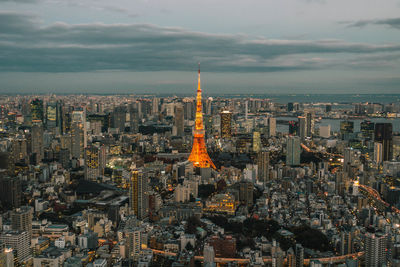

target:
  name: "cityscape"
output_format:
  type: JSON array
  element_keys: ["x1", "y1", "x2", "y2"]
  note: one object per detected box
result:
[{"x1": 2, "y1": 0, "x2": 400, "y2": 267}]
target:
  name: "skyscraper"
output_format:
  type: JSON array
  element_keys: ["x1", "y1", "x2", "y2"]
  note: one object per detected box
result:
[
  {"x1": 305, "y1": 112, "x2": 314, "y2": 137},
  {"x1": 340, "y1": 121, "x2": 354, "y2": 135},
  {"x1": 257, "y1": 151, "x2": 269, "y2": 185},
  {"x1": 71, "y1": 122, "x2": 85, "y2": 159},
  {"x1": 129, "y1": 170, "x2": 148, "y2": 219},
  {"x1": 0, "y1": 177, "x2": 21, "y2": 209},
  {"x1": 84, "y1": 146, "x2": 106, "y2": 181},
  {"x1": 188, "y1": 65, "x2": 216, "y2": 169},
  {"x1": 286, "y1": 136, "x2": 301, "y2": 166},
  {"x1": 374, "y1": 123, "x2": 393, "y2": 161},
  {"x1": 31, "y1": 123, "x2": 44, "y2": 164},
  {"x1": 295, "y1": 243, "x2": 304, "y2": 267},
  {"x1": 0, "y1": 231, "x2": 31, "y2": 264},
  {"x1": 288, "y1": 121, "x2": 299, "y2": 136},
  {"x1": 365, "y1": 232, "x2": 388, "y2": 267},
  {"x1": 220, "y1": 110, "x2": 232, "y2": 139},
  {"x1": 30, "y1": 98, "x2": 44, "y2": 122},
  {"x1": 361, "y1": 120, "x2": 375, "y2": 139},
  {"x1": 268, "y1": 117, "x2": 276, "y2": 137},
  {"x1": 11, "y1": 206, "x2": 33, "y2": 238},
  {"x1": 298, "y1": 116, "x2": 306, "y2": 139},
  {"x1": 174, "y1": 103, "x2": 184, "y2": 136},
  {"x1": 252, "y1": 131, "x2": 261, "y2": 153}
]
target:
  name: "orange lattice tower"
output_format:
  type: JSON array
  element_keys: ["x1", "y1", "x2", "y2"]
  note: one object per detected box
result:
[{"x1": 188, "y1": 64, "x2": 216, "y2": 169}]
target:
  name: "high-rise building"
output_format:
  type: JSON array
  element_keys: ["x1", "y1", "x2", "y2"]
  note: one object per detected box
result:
[
  {"x1": 286, "y1": 136, "x2": 301, "y2": 166},
  {"x1": 305, "y1": 112, "x2": 314, "y2": 137},
  {"x1": 112, "y1": 106, "x2": 126, "y2": 132},
  {"x1": 287, "y1": 102, "x2": 294, "y2": 112},
  {"x1": 0, "y1": 231, "x2": 31, "y2": 264},
  {"x1": 0, "y1": 177, "x2": 21, "y2": 209},
  {"x1": 257, "y1": 151, "x2": 269, "y2": 185},
  {"x1": 129, "y1": 170, "x2": 148, "y2": 219},
  {"x1": 11, "y1": 206, "x2": 33, "y2": 238},
  {"x1": 71, "y1": 122, "x2": 86, "y2": 159},
  {"x1": 31, "y1": 123, "x2": 44, "y2": 164},
  {"x1": 45, "y1": 101, "x2": 58, "y2": 129},
  {"x1": 203, "y1": 244, "x2": 215, "y2": 267},
  {"x1": 374, "y1": 123, "x2": 393, "y2": 161},
  {"x1": 295, "y1": 243, "x2": 304, "y2": 267},
  {"x1": 394, "y1": 135, "x2": 400, "y2": 160},
  {"x1": 238, "y1": 181, "x2": 253, "y2": 207},
  {"x1": 125, "y1": 227, "x2": 141, "y2": 259},
  {"x1": 174, "y1": 103, "x2": 184, "y2": 136},
  {"x1": 365, "y1": 232, "x2": 388, "y2": 267},
  {"x1": 84, "y1": 146, "x2": 106, "y2": 181},
  {"x1": 361, "y1": 120, "x2": 375, "y2": 139},
  {"x1": 188, "y1": 66, "x2": 216, "y2": 169},
  {"x1": 319, "y1": 125, "x2": 331, "y2": 138},
  {"x1": 374, "y1": 142, "x2": 383, "y2": 164},
  {"x1": 220, "y1": 111, "x2": 232, "y2": 139},
  {"x1": 30, "y1": 98, "x2": 44, "y2": 122},
  {"x1": 268, "y1": 117, "x2": 276, "y2": 137},
  {"x1": 298, "y1": 116, "x2": 306, "y2": 139},
  {"x1": 12, "y1": 138, "x2": 28, "y2": 164},
  {"x1": 340, "y1": 121, "x2": 354, "y2": 135},
  {"x1": 289, "y1": 121, "x2": 298, "y2": 136},
  {"x1": 252, "y1": 131, "x2": 261, "y2": 153},
  {"x1": 340, "y1": 229, "x2": 353, "y2": 255}
]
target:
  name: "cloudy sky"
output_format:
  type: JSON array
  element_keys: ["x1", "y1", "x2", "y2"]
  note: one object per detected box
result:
[{"x1": 1, "y1": 0, "x2": 400, "y2": 94}]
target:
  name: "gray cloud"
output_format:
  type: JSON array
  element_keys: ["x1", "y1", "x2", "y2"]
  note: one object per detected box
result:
[
  {"x1": 344, "y1": 18, "x2": 400, "y2": 29},
  {"x1": 1, "y1": 12, "x2": 400, "y2": 73}
]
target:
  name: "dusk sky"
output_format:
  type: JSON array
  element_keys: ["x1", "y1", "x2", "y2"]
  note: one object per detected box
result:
[{"x1": 1, "y1": 0, "x2": 400, "y2": 94}]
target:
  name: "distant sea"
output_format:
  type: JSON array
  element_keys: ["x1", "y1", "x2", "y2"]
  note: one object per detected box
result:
[{"x1": 208, "y1": 94, "x2": 400, "y2": 104}]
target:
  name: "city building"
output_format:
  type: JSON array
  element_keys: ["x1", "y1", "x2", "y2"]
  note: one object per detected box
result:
[
  {"x1": 129, "y1": 170, "x2": 148, "y2": 219},
  {"x1": 374, "y1": 123, "x2": 393, "y2": 161},
  {"x1": 286, "y1": 136, "x2": 301, "y2": 166},
  {"x1": 220, "y1": 110, "x2": 232, "y2": 139}
]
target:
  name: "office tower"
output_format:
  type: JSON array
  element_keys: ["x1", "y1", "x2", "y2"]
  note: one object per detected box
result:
[
  {"x1": 84, "y1": 146, "x2": 106, "y2": 181},
  {"x1": 287, "y1": 102, "x2": 294, "y2": 112},
  {"x1": 152, "y1": 97, "x2": 159, "y2": 114},
  {"x1": 183, "y1": 99, "x2": 195, "y2": 120},
  {"x1": 59, "y1": 148, "x2": 71, "y2": 169},
  {"x1": 203, "y1": 244, "x2": 215, "y2": 267},
  {"x1": 286, "y1": 136, "x2": 301, "y2": 166},
  {"x1": 319, "y1": 125, "x2": 331, "y2": 138},
  {"x1": 238, "y1": 181, "x2": 253, "y2": 207},
  {"x1": 31, "y1": 123, "x2": 44, "y2": 164},
  {"x1": 289, "y1": 121, "x2": 298, "y2": 136},
  {"x1": 340, "y1": 121, "x2": 354, "y2": 135},
  {"x1": 343, "y1": 148, "x2": 355, "y2": 173},
  {"x1": 12, "y1": 138, "x2": 28, "y2": 164},
  {"x1": 30, "y1": 98, "x2": 43, "y2": 122},
  {"x1": 298, "y1": 116, "x2": 306, "y2": 139},
  {"x1": 361, "y1": 120, "x2": 375, "y2": 139},
  {"x1": 325, "y1": 104, "x2": 332, "y2": 112},
  {"x1": 188, "y1": 66, "x2": 216, "y2": 169},
  {"x1": 0, "y1": 231, "x2": 31, "y2": 264},
  {"x1": 245, "y1": 100, "x2": 248, "y2": 120},
  {"x1": 129, "y1": 170, "x2": 148, "y2": 219},
  {"x1": 112, "y1": 106, "x2": 126, "y2": 132},
  {"x1": 253, "y1": 131, "x2": 261, "y2": 153},
  {"x1": 374, "y1": 142, "x2": 383, "y2": 164},
  {"x1": 257, "y1": 151, "x2": 269, "y2": 185},
  {"x1": 374, "y1": 123, "x2": 393, "y2": 161},
  {"x1": 305, "y1": 112, "x2": 314, "y2": 137},
  {"x1": 11, "y1": 206, "x2": 33, "y2": 238},
  {"x1": 125, "y1": 227, "x2": 141, "y2": 259},
  {"x1": 220, "y1": 110, "x2": 232, "y2": 139},
  {"x1": 71, "y1": 122, "x2": 85, "y2": 159},
  {"x1": 393, "y1": 135, "x2": 400, "y2": 160},
  {"x1": 295, "y1": 243, "x2": 304, "y2": 267},
  {"x1": 0, "y1": 177, "x2": 21, "y2": 209},
  {"x1": 174, "y1": 103, "x2": 184, "y2": 136},
  {"x1": 45, "y1": 101, "x2": 57, "y2": 129},
  {"x1": 340, "y1": 230, "x2": 353, "y2": 255},
  {"x1": 268, "y1": 117, "x2": 276, "y2": 137},
  {"x1": 365, "y1": 232, "x2": 388, "y2": 267}
]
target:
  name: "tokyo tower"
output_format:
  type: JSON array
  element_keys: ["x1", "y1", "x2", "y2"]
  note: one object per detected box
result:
[{"x1": 188, "y1": 64, "x2": 216, "y2": 169}]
